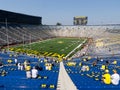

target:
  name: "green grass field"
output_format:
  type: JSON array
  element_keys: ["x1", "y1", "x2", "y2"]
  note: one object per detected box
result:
[{"x1": 10, "y1": 38, "x2": 86, "y2": 58}]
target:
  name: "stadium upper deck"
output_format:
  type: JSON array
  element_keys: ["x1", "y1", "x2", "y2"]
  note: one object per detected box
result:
[{"x1": 0, "y1": 10, "x2": 42, "y2": 25}]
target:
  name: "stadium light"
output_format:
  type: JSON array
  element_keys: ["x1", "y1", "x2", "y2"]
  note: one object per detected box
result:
[
  {"x1": 5, "y1": 18, "x2": 9, "y2": 52},
  {"x1": 23, "y1": 33, "x2": 24, "y2": 49},
  {"x1": 29, "y1": 34, "x2": 32, "y2": 50}
]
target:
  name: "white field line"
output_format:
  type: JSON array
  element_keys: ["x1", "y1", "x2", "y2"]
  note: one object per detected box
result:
[{"x1": 65, "y1": 39, "x2": 87, "y2": 58}]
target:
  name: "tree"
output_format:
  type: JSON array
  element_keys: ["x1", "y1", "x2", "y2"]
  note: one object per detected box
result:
[{"x1": 56, "y1": 22, "x2": 62, "y2": 26}]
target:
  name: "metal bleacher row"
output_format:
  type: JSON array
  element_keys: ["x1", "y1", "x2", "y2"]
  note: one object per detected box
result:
[
  {"x1": 0, "y1": 24, "x2": 57, "y2": 46},
  {"x1": 0, "y1": 24, "x2": 120, "y2": 46},
  {"x1": 1, "y1": 51, "x2": 120, "y2": 90},
  {"x1": 0, "y1": 51, "x2": 59, "y2": 90},
  {"x1": 64, "y1": 56, "x2": 120, "y2": 90}
]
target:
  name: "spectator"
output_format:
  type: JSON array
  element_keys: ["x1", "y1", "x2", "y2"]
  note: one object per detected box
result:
[
  {"x1": 111, "y1": 70, "x2": 120, "y2": 85},
  {"x1": 24, "y1": 60, "x2": 28, "y2": 69},
  {"x1": 26, "y1": 64, "x2": 31, "y2": 79},
  {"x1": 102, "y1": 69, "x2": 111, "y2": 84},
  {"x1": 81, "y1": 65, "x2": 86, "y2": 72},
  {"x1": 92, "y1": 61, "x2": 97, "y2": 66},
  {"x1": 18, "y1": 63, "x2": 24, "y2": 70},
  {"x1": 20, "y1": 64, "x2": 24, "y2": 70},
  {"x1": 106, "y1": 60, "x2": 110, "y2": 66},
  {"x1": 100, "y1": 64, "x2": 106, "y2": 70},
  {"x1": 0, "y1": 58, "x2": 3, "y2": 67},
  {"x1": 14, "y1": 58, "x2": 18, "y2": 66},
  {"x1": 18, "y1": 63, "x2": 21, "y2": 70},
  {"x1": 26, "y1": 71, "x2": 31, "y2": 79},
  {"x1": 81, "y1": 65, "x2": 89, "y2": 72},
  {"x1": 31, "y1": 67, "x2": 38, "y2": 78},
  {"x1": 25, "y1": 64, "x2": 31, "y2": 71},
  {"x1": 112, "y1": 60, "x2": 117, "y2": 65},
  {"x1": 0, "y1": 62, "x2": 3, "y2": 67},
  {"x1": 100, "y1": 58, "x2": 103, "y2": 62},
  {"x1": 35, "y1": 65, "x2": 43, "y2": 71}
]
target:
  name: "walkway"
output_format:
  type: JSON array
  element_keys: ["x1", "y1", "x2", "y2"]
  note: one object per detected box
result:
[{"x1": 57, "y1": 62, "x2": 77, "y2": 90}]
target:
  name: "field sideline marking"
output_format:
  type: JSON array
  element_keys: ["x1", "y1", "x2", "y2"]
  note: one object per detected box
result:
[{"x1": 65, "y1": 39, "x2": 87, "y2": 59}]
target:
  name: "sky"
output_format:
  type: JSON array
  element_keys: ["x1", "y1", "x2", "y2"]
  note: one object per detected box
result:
[{"x1": 0, "y1": 0, "x2": 120, "y2": 25}]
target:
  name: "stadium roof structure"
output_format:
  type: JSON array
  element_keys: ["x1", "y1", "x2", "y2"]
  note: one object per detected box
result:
[{"x1": 0, "y1": 9, "x2": 42, "y2": 25}]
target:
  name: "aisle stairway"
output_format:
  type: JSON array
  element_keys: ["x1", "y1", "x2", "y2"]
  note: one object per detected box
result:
[{"x1": 57, "y1": 62, "x2": 77, "y2": 90}]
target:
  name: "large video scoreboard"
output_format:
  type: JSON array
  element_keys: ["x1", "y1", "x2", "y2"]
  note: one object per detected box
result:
[{"x1": 73, "y1": 16, "x2": 88, "y2": 25}]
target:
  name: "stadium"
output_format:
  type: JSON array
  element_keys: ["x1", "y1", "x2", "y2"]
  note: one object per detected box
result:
[{"x1": 0, "y1": 9, "x2": 120, "y2": 90}]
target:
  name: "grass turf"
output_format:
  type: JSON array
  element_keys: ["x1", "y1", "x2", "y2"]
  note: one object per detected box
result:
[{"x1": 11, "y1": 38, "x2": 86, "y2": 58}]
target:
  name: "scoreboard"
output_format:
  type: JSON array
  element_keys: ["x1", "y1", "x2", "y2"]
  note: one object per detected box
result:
[{"x1": 74, "y1": 16, "x2": 88, "y2": 25}]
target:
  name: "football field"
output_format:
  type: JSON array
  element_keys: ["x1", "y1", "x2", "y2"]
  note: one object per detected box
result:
[{"x1": 10, "y1": 38, "x2": 87, "y2": 58}]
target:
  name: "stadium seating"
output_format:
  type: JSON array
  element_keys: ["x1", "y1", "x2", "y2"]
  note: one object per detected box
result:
[
  {"x1": 0, "y1": 51, "x2": 59, "y2": 90},
  {"x1": 64, "y1": 56, "x2": 120, "y2": 90},
  {"x1": 1, "y1": 23, "x2": 120, "y2": 90}
]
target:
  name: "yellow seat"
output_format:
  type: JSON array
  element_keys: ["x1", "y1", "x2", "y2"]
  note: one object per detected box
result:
[
  {"x1": 86, "y1": 66, "x2": 89, "y2": 71},
  {"x1": 88, "y1": 56, "x2": 91, "y2": 60},
  {"x1": 9, "y1": 54, "x2": 12, "y2": 57},
  {"x1": 1, "y1": 70, "x2": 7, "y2": 76},
  {"x1": 113, "y1": 60, "x2": 117, "y2": 64},
  {"x1": 44, "y1": 76, "x2": 48, "y2": 79},
  {"x1": 83, "y1": 58, "x2": 86, "y2": 61},
  {"x1": 48, "y1": 66, "x2": 52, "y2": 70},
  {"x1": 49, "y1": 84, "x2": 55, "y2": 89},
  {"x1": 79, "y1": 62, "x2": 82, "y2": 66},
  {"x1": 38, "y1": 76, "x2": 42, "y2": 79},
  {"x1": 101, "y1": 65, "x2": 106, "y2": 70},
  {"x1": 44, "y1": 59, "x2": 47, "y2": 63},
  {"x1": 41, "y1": 84, "x2": 47, "y2": 88},
  {"x1": 7, "y1": 59, "x2": 13, "y2": 63},
  {"x1": 95, "y1": 78, "x2": 99, "y2": 80},
  {"x1": 67, "y1": 62, "x2": 76, "y2": 66},
  {"x1": 11, "y1": 68, "x2": 14, "y2": 71}
]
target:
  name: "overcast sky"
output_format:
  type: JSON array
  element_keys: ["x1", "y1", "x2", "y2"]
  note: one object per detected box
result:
[{"x1": 0, "y1": 0, "x2": 120, "y2": 25}]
